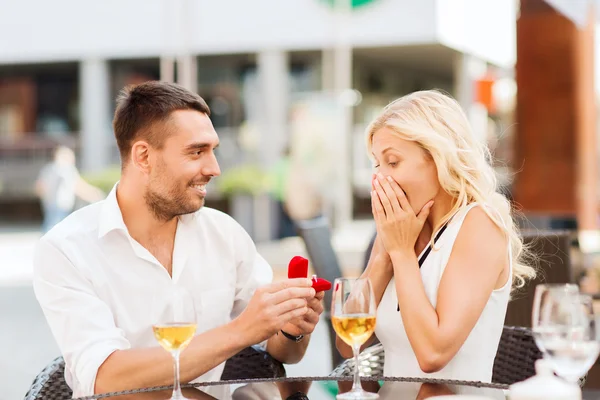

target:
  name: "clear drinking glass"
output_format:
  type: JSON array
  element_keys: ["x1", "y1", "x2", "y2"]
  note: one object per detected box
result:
[
  {"x1": 533, "y1": 286, "x2": 599, "y2": 383},
  {"x1": 331, "y1": 278, "x2": 378, "y2": 400},
  {"x1": 532, "y1": 283, "x2": 579, "y2": 353},
  {"x1": 152, "y1": 288, "x2": 197, "y2": 400}
]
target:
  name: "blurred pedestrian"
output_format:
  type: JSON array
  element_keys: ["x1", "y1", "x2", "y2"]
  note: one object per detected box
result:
[{"x1": 35, "y1": 145, "x2": 105, "y2": 233}]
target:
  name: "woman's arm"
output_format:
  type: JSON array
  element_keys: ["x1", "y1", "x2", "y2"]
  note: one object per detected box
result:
[{"x1": 392, "y1": 207, "x2": 507, "y2": 373}]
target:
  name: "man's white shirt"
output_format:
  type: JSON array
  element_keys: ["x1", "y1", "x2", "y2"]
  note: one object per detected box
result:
[{"x1": 33, "y1": 185, "x2": 273, "y2": 398}]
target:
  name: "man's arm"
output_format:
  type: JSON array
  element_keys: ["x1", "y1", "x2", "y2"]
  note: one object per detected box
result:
[
  {"x1": 34, "y1": 238, "x2": 313, "y2": 396},
  {"x1": 265, "y1": 291, "x2": 324, "y2": 364},
  {"x1": 265, "y1": 329, "x2": 310, "y2": 365},
  {"x1": 95, "y1": 318, "x2": 250, "y2": 393},
  {"x1": 96, "y1": 280, "x2": 313, "y2": 393},
  {"x1": 34, "y1": 239, "x2": 132, "y2": 396},
  {"x1": 96, "y1": 280, "x2": 314, "y2": 394}
]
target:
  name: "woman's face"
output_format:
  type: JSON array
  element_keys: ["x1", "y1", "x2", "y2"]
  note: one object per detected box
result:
[{"x1": 371, "y1": 127, "x2": 440, "y2": 213}]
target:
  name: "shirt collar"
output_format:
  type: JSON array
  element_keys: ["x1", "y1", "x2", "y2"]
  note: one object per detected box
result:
[
  {"x1": 97, "y1": 183, "x2": 198, "y2": 239},
  {"x1": 97, "y1": 182, "x2": 128, "y2": 239}
]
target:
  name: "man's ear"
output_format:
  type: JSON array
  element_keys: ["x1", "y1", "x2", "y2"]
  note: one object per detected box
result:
[{"x1": 131, "y1": 141, "x2": 152, "y2": 174}]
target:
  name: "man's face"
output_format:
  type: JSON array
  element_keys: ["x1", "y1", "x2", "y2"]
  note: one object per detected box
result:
[{"x1": 145, "y1": 110, "x2": 221, "y2": 221}]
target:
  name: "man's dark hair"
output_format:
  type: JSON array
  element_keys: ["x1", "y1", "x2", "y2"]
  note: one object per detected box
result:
[{"x1": 112, "y1": 81, "x2": 210, "y2": 165}]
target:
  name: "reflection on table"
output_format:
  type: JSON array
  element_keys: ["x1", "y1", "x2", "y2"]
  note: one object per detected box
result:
[{"x1": 74, "y1": 377, "x2": 508, "y2": 400}]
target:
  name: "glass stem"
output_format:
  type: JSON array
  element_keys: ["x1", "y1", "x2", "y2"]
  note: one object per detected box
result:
[
  {"x1": 352, "y1": 342, "x2": 362, "y2": 392},
  {"x1": 172, "y1": 350, "x2": 183, "y2": 398}
]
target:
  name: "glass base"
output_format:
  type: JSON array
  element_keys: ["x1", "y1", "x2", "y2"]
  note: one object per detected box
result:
[
  {"x1": 337, "y1": 388, "x2": 379, "y2": 399},
  {"x1": 169, "y1": 394, "x2": 190, "y2": 400},
  {"x1": 169, "y1": 389, "x2": 190, "y2": 400}
]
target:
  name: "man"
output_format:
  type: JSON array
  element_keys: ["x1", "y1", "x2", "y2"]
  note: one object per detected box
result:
[{"x1": 33, "y1": 81, "x2": 324, "y2": 398}]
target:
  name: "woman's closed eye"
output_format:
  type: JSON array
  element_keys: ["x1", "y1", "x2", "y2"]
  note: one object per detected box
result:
[{"x1": 373, "y1": 161, "x2": 398, "y2": 169}]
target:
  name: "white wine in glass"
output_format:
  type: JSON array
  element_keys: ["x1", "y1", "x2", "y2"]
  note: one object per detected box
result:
[
  {"x1": 332, "y1": 314, "x2": 377, "y2": 347},
  {"x1": 331, "y1": 278, "x2": 378, "y2": 400},
  {"x1": 152, "y1": 288, "x2": 197, "y2": 400},
  {"x1": 153, "y1": 323, "x2": 197, "y2": 352}
]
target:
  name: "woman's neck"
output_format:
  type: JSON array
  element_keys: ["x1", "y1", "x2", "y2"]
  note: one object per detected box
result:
[{"x1": 415, "y1": 192, "x2": 455, "y2": 254}]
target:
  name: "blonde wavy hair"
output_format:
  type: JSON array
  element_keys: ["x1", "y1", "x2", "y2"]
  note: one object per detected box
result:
[{"x1": 366, "y1": 89, "x2": 536, "y2": 289}]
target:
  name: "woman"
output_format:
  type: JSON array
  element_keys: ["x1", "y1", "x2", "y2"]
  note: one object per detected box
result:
[{"x1": 336, "y1": 90, "x2": 535, "y2": 383}]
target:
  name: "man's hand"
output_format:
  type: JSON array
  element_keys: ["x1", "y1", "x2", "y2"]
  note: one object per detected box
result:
[
  {"x1": 281, "y1": 291, "x2": 324, "y2": 336},
  {"x1": 236, "y1": 278, "x2": 315, "y2": 345}
]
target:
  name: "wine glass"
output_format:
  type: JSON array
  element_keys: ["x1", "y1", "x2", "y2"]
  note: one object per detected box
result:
[
  {"x1": 534, "y1": 288, "x2": 599, "y2": 383},
  {"x1": 532, "y1": 283, "x2": 579, "y2": 353},
  {"x1": 152, "y1": 287, "x2": 197, "y2": 400},
  {"x1": 331, "y1": 278, "x2": 378, "y2": 400}
]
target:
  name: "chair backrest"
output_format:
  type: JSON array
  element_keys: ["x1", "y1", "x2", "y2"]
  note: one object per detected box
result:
[
  {"x1": 221, "y1": 346, "x2": 286, "y2": 380},
  {"x1": 505, "y1": 230, "x2": 574, "y2": 328},
  {"x1": 294, "y1": 216, "x2": 344, "y2": 367},
  {"x1": 329, "y1": 343, "x2": 385, "y2": 378},
  {"x1": 24, "y1": 356, "x2": 72, "y2": 400},
  {"x1": 492, "y1": 326, "x2": 542, "y2": 385},
  {"x1": 294, "y1": 216, "x2": 343, "y2": 294},
  {"x1": 493, "y1": 325, "x2": 586, "y2": 387},
  {"x1": 294, "y1": 216, "x2": 344, "y2": 311}
]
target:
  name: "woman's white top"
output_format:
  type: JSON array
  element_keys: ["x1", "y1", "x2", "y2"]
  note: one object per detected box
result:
[{"x1": 374, "y1": 202, "x2": 512, "y2": 383}]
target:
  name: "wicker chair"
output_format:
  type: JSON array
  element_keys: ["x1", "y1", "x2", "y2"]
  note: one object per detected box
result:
[
  {"x1": 329, "y1": 326, "x2": 570, "y2": 386},
  {"x1": 24, "y1": 356, "x2": 69, "y2": 400},
  {"x1": 24, "y1": 346, "x2": 285, "y2": 400},
  {"x1": 491, "y1": 326, "x2": 542, "y2": 384},
  {"x1": 221, "y1": 346, "x2": 286, "y2": 380},
  {"x1": 329, "y1": 342, "x2": 385, "y2": 378}
]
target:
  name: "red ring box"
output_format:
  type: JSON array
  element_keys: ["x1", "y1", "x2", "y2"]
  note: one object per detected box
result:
[{"x1": 288, "y1": 256, "x2": 332, "y2": 292}]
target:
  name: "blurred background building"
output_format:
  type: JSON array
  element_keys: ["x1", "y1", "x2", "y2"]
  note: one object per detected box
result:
[{"x1": 0, "y1": 0, "x2": 520, "y2": 241}]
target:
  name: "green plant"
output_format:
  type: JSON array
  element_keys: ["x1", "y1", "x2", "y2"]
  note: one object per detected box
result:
[
  {"x1": 216, "y1": 165, "x2": 270, "y2": 197},
  {"x1": 81, "y1": 165, "x2": 121, "y2": 193}
]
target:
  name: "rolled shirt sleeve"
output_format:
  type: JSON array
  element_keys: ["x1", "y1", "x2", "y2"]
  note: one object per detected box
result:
[{"x1": 33, "y1": 238, "x2": 131, "y2": 396}]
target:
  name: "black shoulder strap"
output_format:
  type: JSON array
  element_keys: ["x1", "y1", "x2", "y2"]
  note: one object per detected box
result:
[
  {"x1": 418, "y1": 223, "x2": 449, "y2": 267},
  {"x1": 397, "y1": 222, "x2": 449, "y2": 312}
]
